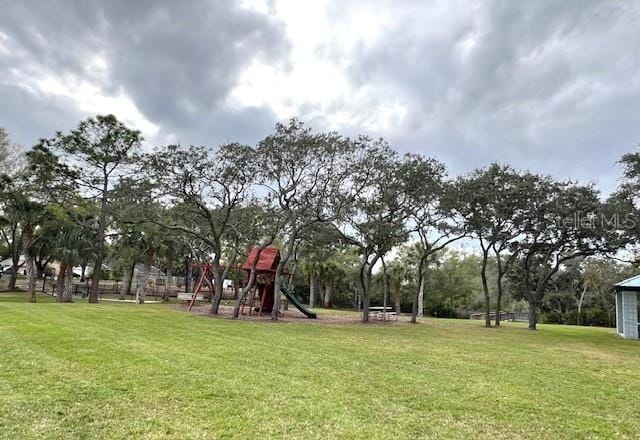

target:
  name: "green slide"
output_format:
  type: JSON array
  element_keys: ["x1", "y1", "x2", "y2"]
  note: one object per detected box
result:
[{"x1": 281, "y1": 287, "x2": 317, "y2": 319}]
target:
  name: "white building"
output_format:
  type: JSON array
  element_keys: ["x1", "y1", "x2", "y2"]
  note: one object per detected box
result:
[
  {"x1": 614, "y1": 275, "x2": 640, "y2": 340},
  {"x1": 0, "y1": 256, "x2": 26, "y2": 275}
]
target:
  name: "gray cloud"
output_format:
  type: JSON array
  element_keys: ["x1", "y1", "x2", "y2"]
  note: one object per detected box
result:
[
  {"x1": 0, "y1": 85, "x2": 85, "y2": 148},
  {"x1": 315, "y1": 0, "x2": 640, "y2": 193},
  {"x1": 0, "y1": 0, "x2": 289, "y2": 146},
  {"x1": 1, "y1": 0, "x2": 639, "y2": 194}
]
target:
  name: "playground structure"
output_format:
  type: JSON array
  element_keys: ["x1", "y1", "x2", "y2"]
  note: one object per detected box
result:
[
  {"x1": 186, "y1": 246, "x2": 316, "y2": 319},
  {"x1": 186, "y1": 263, "x2": 216, "y2": 309}
]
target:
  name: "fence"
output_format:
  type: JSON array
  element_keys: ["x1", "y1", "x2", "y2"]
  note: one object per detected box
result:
[{"x1": 469, "y1": 312, "x2": 529, "y2": 322}]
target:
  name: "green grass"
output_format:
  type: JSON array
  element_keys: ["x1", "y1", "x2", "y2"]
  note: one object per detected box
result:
[{"x1": 1, "y1": 293, "x2": 639, "y2": 439}]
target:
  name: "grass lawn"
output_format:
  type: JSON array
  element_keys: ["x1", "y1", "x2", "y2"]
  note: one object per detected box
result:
[{"x1": 1, "y1": 293, "x2": 639, "y2": 439}]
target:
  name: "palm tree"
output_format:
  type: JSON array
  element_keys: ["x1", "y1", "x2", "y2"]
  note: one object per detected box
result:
[
  {"x1": 13, "y1": 197, "x2": 44, "y2": 302},
  {"x1": 112, "y1": 229, "x2": 144, "y2": 300},
  {"x1": 300, "y1": 259, "x2": 323, "y2": 308},
  {"x1": 386, "y1": 260, "x2": 411, "y2": 314},
  {"x1": 133, "y1": 225, "x2": 169, "y2": 304},
  {"x1": 318, "y1": 259, "x2": 346, "y2": 308},
  {"x1": 50, "y1": 227, "x2": 94, "y2": 302}
]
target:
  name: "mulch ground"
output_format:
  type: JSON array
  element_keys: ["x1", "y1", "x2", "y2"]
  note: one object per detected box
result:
[{"x1": 179, "y1": 303, "x2": 411, "y2": 325}]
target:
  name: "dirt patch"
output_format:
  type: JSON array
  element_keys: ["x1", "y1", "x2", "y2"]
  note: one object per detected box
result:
[{"x1": 177, "y1": 303, "x2": 413, "y2": 325}]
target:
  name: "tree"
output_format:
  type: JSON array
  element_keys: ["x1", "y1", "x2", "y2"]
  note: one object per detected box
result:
[
  {"x1": 402, "y1": 154, "x2": 465, "y2": 323},
  {"x1": 47, "y1": 209, "x2": 94, "y2": 302},
  {"x1": 38, "y1": 115, "x2": 142, "y2": 303},
  {"x1": 133, "y1": 224, "x2": 167, "y2": 304},
  {"x1": 337, "y1": 140, "x2": 409, "y2": 322},
  {"x1": 0, "y1": 127, "x2": 10, "y2": 166},
  {"x1": 257, "y1": 119, "x2": 354, "y2": 320},
  {"x1": 580, "y1": 259, "x2": 632, "y2": 327},
  {"x1": 0, "y1": 127, "x2": 23, "y2": 169},
  {"x1": 516, "y1": 179, "x2": 614, "y2": 330},
  {"x1": 427, "y1": 250, "x2": 485, "y2": 316},
  {"x1": 231, "y1": 205, "x2": 279, "y2": 318},
  {"x1": 31, "y1": 204, "x2": 87, "y2": 301},
  {"x1": 111, "y1": 227, "x2": 143, "y2": 300},
  {"x1": 317, "y1": 258, "x2": 346, "y2": 308},
  {"x1": 14, "y1": 196, "x2": 44, "y2": 302},
  {"x1": 385, "y1": 258, "x2": 411, "y2": 314},
  {"x1": 0, "y1": 171, "x2": 45, "y2": 300},
  {"x1": 455, "y1": 164, "x2": 528, "y2": 327},
  {"x1": 0, "y1": 180, "x2": 24, "y2": 291},
  {"x1": 298, "y1": 223, "x2": 346, "y2": 308},
  {"x1": 143, "y1": 143, "x2": 257, "y2": 314},
  {"x1": 300, "y1": 258, "x2": 322, "y2": 307},
  {"x1": 0, "y1": 129, "x2": 28, "y2": 292}
]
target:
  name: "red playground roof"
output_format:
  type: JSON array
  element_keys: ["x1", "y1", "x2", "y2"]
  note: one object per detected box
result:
[{"x1": 242, "y1": 246, "x2": 281, "y2": 272}]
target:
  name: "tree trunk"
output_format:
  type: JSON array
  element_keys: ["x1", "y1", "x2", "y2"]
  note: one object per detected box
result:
[
  {"x1": 89, "y1": 178, "x2": 110, "y2": 303},
  {"x1": 120, "y1": 264, "x2": 132, "y2": 300},
  {"x1": 411, "y1": 256, "x2": 427, "y2": 323},
  {"x1": 528, "y1": 301, "x2": 537, "y2": 330},
  {"x1": 6, "y1": 228, "x2": 20, "y2": 291},
  {"x1": 55, "y1": 262, "x2": 67, "y2": 303},
  {"x1": 577, "y1": 286, "x2": 586, "y2": 326},
  {"x1": 62, "y1": 264, "x2": 74, "y2": 302},
  {"x1": 272, "y1": 238, "x2": 297, "y2": 321},
  {"x1": 394, "y1": 282, "x2": 401, "y2": 315},
  {"x1": 80, "y1": 259, "x2": 88, "y2": 282},
  {"x1": 494, "y1": 251, "x2": 504, "y2": 327},
  {"x1": 309, "y1": 275, "x2": 316, "y2": 308},
  {"x1": 495, "y1": 288, "x2": 502, "y2": 327},
  {"x1": 233, "y1": 282, "x2": 239, "y2": 300},
  {"x1": 352, "y1": 288, "x2": 360, "y2": 311},
  {"x1": 234, "y1": 247, "x2": 265, "y2": 317},
  {"x1": 361, "y1": 269, "x2": 371, "y2": 323},
  {"x1": 125, "y1": 261, "x2": 135, "y2": 298},
  {"x1": 209, "y1": 262, "x2": 224, "y2": 315},
  {"x1": 8, "y1": 269, "x2": 18, "y2": 291},
  {"x1": 26, "y1": 256, "x2": 36, "y2": 302},
  {"x1": 417, "y1": 275, "x2": 425, "y2": 317},
  {"x1": 233, "y1": 271, "x2": 259, "y2": 318},
  {"x1": 324, "y1": 284, "x2": 333, "y2": 308},
  {"x1": 360, "y1": 256, "x2": 377, "y2": 323},
  {"x1": 185, "y1": 257, "x2": 192, "y2": 294},
  {"x1": 163, "y1": 264, "x2": 173, "y2": 302},
  {"x1": 480, "y1": 247, "x2": 491, "y2": 328},
  {"x1": 381, "y1": 257, "x2": 390, "y2": 321},
  {"x1": 272, "y1": 261, "x2": 285, "y2": 320},
  {"x1": 35, "y1": 257, "x2": 45, "y2": 279},
  {"x1": 495, "y1": 271, "x2": 504, "y2": 327},
  {"x1": 135, "y1": 251, "x2": 154, "y2": 304},
  {"x1": 22, "y1": 228, "x2": 36, "y2": 303}
]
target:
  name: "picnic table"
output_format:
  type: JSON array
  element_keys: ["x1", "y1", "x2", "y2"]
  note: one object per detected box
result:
[
  {"x1": 177, "y1": 292, "x2": 206, "y2": 301},
  {"x1": 369, "y1": 306, "x2": 398, "y2": 321}
]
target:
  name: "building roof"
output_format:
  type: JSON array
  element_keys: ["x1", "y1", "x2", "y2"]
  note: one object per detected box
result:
[
  {"x1": 614, "y1": 274, "x2": 640, "y2": 291},
  {"x1": 242, "y1": 247, "x2": 280, "y2": 272}
]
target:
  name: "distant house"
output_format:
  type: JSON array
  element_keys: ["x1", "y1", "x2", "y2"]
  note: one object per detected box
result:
[
  {"x1": 0, "y1": 256, "x2": 27, "y2": 275},
  {"x1": 614, "y1": 275, "x2": 640, "y2": 340},
  {"x1": 131, "y1": 263, "x2": 166, "y2": 290}
]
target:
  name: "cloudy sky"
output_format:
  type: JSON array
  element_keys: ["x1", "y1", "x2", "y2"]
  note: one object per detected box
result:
[{"x1": 1, "y1": 0, "x2": 639, "y2": 194}]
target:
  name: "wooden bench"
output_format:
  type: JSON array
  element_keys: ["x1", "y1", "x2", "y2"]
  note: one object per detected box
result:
[{"x1": 177, "y1": 292, "x2": 206, "y2": 301}]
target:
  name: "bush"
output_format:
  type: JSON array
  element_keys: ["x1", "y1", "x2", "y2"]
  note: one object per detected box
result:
[
  {"x1": 540, "y1": 311, "x2": 564, "y2": 324},
  {"x1": 541, "y1": 308, "x2": 614, "y2": 327}
]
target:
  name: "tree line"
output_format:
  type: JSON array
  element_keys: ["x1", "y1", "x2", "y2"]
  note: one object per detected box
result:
[{"x1": 1, "y1": 115, "x2": 639, "y2": 329}]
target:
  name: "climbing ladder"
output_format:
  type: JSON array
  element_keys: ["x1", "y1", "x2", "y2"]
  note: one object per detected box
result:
[{"x1": 240, "y1": 287, "x2": 261, "y2": 316}]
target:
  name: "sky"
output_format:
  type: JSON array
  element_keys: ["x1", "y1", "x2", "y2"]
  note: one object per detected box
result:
[{"x1": 1, "y1": 0, "x2": 639, "y2": 195}]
